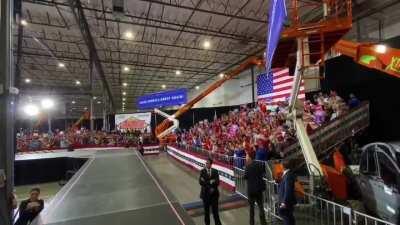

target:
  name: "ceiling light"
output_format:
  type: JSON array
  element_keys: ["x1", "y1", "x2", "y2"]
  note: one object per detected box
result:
[
  {"x1": 58, "y1": 62, "x2": 65, "y2": 68},
  {"x1": 123, "y1": 66, "x2": 130, "y2": 72},
  {"x1": 93, "y1": 96, "x2": 97, "y2": 100},
  {"x1": 219, "y1": 73, "x2": 225, "y2": 78},
  {"x1": 203, "y1": 40, "x2": 211, "y2": 49},
  {"x1": 20, "y1": 19, "x2": 28, "y2": 26},
  {"x1": 375, "y1": 44, "x2": 387, "y2": 54},
  {"x1": 122, "y1": 98, "x2": 126, "y2": 101},
  {"x1": 195, "y1": 86, "x2": 200, "y2": 90},
  {"x1": 75, "y1": 80, "x2": 81, "y2": 85},
  {"x1": 41, "y1": 98, "x2": 55, "y2": 109},
  {"x1": 23, "y1": 104, "x2": 39, "y2": 117},
  {"x1": 161, "y1": 84, "x2": 166, "y2": 89},
  {"x1": 122, "y1": 82, "x2": 128, "y2": 87},
  {"x1": 97, "y1": 101, "x2": 101, "y2": 104},
  {"x1": 175, "y1": 70, "x2": 181, "y2": 75},
  {"x1": 25, "y1": 78, "x2": 31, "y2": 83},
  {"x1": 84, "y1": 107, "x2": 88, "y2": 110},
  {"x1": 124, "y1": 31, "x2": 134, "y2": 39},
  {"x1": 71, "y1": 100, "x2": 76, "y2": 104},
  {"x1": 122, "y1": 92, "x2": 126, "y2": 96}
]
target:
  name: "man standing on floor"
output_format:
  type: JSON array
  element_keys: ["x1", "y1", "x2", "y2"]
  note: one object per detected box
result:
[
  {"x1": 278, "y1": 159, "x2": 297, "y2": 225},
  {"x1": 199, "y1": 158, "x2": 222, "y2": 225},
  {"x1": 244, "y1": 152, "x2": 267, "y2": 225}
]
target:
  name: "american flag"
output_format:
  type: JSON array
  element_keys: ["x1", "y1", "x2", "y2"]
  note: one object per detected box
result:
[{"x1": 257, "y1": 68, "x2": 305, "y2": 104}]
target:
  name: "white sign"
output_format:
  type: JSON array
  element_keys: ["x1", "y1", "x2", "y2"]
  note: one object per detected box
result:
[{"x1": 115, "y1": 112, "x2": 151, "y2": 133}]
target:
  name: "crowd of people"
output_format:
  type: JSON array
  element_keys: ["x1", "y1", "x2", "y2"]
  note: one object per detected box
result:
[
  {"x1": 16, "y1": 129, "x2": 155, "y2": 152},
  {"x1": 176, "y1": 91, "x2": 360, "y2": 161}
]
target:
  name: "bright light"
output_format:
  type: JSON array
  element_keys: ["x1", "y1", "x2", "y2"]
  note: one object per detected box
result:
[
  {"x1": 93, "y1": 96, "x2": 97, "y2": 100},
  {"x1": 75, "y1": 80, "x2": 81, "y2": 85},
  {"x1": 25, "y1": 78, "x2": 31, "y2": 83},
  {"x1": 123, "y1": 66, "x2": 130, "y2": 72},
  {"x1": 122, "y1": 92, "x2": 126, "y2": 96},
  {"x1": 41, "y1": 98, "x2": 55, "y2": 109},
  {"x1": 203, "y1": 40, "x2": 211, "y2": 49},
  {"x1": 175, "y1": 70, "x2": 181, "y2": 75},
  {"x1": 124, "y1": 31, "x2": 134, "y2": 39},
  {"x1": 195, "y1": 86, "x2": 200, "y2": 90},
  {"x1": 97, "y1": 101, "x2": 101, "y2": 104},
  {"x1": 375, "y1": 44, "x2": 387, "y2": 54},
  {"x1": 84, "y1": 107, "x2": 88, "y2": 110},
  {"x1": 122, "y1": 102, "x2": 126, "y2": 105},
  {"x1": 219, "y1": 73, "x2": 225, "y2": 78},
  {"x1": 21, "y1": 19, "x2": 28, "y2": 26},
  {"x1": 71, "y1": 100, "x2": 76, "y2": 104},
  {"x1": 161, "y1": 84, "x2": 166, "y2": 89},
  {"x1": 122, "y1": 98, "x2": 126, "y2": 101},
  {"x1": 23, "y1": 104, "x2": 39, "y2": 117},
  {"x1": 58, "y1": 62, "x2": 65, "y2": 68},
  {"x1": 122, "y1": 82, "x2": 128, "y2": 87}
]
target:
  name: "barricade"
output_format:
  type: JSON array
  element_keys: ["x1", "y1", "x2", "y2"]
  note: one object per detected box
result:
[{"x1": 234, "y1": 166, "x2": 395, "y2": 225}]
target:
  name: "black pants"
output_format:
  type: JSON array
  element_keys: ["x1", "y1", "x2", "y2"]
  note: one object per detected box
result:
[
  {"x1": 279, "y1": 207, "x2": 295, "y2": 225},
  {"x1": 203, "y1": 197, "x2": 222, "y2": 225},
  {"x1": 248, "y1": 192, "x2": 266, "y2": 225}
]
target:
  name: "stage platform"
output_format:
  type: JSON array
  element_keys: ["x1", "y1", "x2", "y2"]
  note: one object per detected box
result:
[{"x1": 30, "y1": 150, "x2": 195, "y2": 225}]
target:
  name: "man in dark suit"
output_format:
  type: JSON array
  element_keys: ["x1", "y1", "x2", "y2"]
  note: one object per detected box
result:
[
  {"x1": 199, "y1": 158, "x2": 222, "y2": 225},
  {"x1": 278, "y1": 159, "x2": 297, "y2": 225},
  {"x1": 15, "y1": 187, "x2": 44, "y2": 225},
  {"x1": 244, "y1": 152, "x2": 267, "y2": 225}
]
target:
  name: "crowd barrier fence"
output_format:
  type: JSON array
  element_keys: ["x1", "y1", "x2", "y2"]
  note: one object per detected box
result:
[{"x1": 234, "y1": 167, "x2": 396, "y2": 225}]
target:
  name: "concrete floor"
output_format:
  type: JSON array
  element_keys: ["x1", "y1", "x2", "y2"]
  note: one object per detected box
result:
[{"x1": 15, "y1": 153, "x2": 282, "y2": 225}]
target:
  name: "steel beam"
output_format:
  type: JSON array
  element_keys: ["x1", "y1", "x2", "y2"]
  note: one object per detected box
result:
[
  {"x1": 0, "y1": 0, "x2": 15, "y2": 224},
  {"x1": 69, "y1": 0, "x2": 115, "y2": 109}
]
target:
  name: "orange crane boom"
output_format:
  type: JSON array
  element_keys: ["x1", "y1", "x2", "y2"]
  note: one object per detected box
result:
[
  {"x1": 333, "y1": 40, "x2": 400, "y2": 79},
  {"x1": 155, "y1": 56, "x2": 263, "y2": 137}
]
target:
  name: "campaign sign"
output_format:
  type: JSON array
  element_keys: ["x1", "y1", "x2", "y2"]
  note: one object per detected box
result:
[{"x1": 137, "y1": 88, "x2": 187, "y2": 109}]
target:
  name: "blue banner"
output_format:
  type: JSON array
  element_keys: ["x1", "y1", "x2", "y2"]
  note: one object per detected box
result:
[
  {"x1": 265, "y1": 0, "x2": 287, "y2": 74},
  {"x1": 137, "y1": 88, "x2": 187, "y2": 109}
]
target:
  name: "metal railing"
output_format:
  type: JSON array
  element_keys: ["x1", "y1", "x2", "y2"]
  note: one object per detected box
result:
[{"x1": 234, "y1": 166, "x2": 395, "y2": 225}]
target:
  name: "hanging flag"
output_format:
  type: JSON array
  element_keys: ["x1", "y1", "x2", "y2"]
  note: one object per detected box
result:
[
  {"x1": 257, "y1": 68, "x2": 305, "y2": 104},
  {"x1": 265, "y1": 0, "x2": 287, "y2": 74}
]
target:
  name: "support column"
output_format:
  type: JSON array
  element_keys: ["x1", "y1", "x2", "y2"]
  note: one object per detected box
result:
[
  {"x1": 48, "y1": 114, "x2": 52, "y2": 133},
  {"x1": 89, "y1": 58, "x2": 94, "y2": 131},
  {"x1": 0, "y1": 0, "x2": 16, "y2": 224}
]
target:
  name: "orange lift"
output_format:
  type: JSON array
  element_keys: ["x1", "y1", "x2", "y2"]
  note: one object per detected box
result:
[{"x1": 155, "y1": 0, "x2": 353, "y2": 140}]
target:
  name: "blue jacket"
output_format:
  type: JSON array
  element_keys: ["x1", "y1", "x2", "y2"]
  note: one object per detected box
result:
[{"x1": 278, "y1": 170, "x2": 297, "y2": 208}]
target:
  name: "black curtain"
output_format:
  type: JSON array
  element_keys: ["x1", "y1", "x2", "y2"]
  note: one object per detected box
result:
[{"x1": 322, "y1": 55, "x2": 400, "y2": 143}]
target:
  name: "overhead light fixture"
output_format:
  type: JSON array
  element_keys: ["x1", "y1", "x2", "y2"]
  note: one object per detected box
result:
[
  {"x1": 58, "y1": 62, "x2": 65, "y2": 68},
  {"x1": 93, "y1": 96, "x2": 97, "y2": 100},
  {"x1": 122, "y1": 102, "x2": 126, "y2": 105},
  {"x1": 97, "y1": 101, "x2": 101, "y2": 104},
  {"x1": 203, "y1": 40, "x2": 211, "y2": 49},
  {"x1": 25, "y1": 78, "x2": 31, "y2": 83},
  {"x1": 122, "y1": 82, "x2": 128, "y2": 87},
  {"x1": 71, "y1": 100, "x2": 76, "y2": 104},
  {"x1": 161, "y1": 84, "x2": 166, "y2": 89},
  {"x1": 219, "y1": 73, "x2": 225, "y2": 78},
  {"x1": 175, "y1": 70, "x2": 181, "y2": 75},
  {"x1": 75, "y1": 80, "x2": 81, "y2": 85},
  {"x1": 123, "y1": 66, "x2": 130, "y2": 72},
  {"x1": 122, "y1": 92, "x2": 126, "y2": 96},
  {"x1": 41, "y1": 98, "x2": 55, "y2": 109},
  {"x1": 23, "y1": 104, "x2": 39, "y2": 117},
  {"x1": 122, "y1": 98, "x2": 126, "y2": 101},
  {"x1": 124, "y1": 31, "x2": 134, "y2": 39},
  {"x1": 20, "y1": 19, "x2": 28, "y2": 26},
  {"x1": 375, "y1": 44, "x2": 387, "y2": 54},
  {"x1": 84, "y1": 107, "x2": 88, "y2": 110},
  {"x1": 195, "y1": 86, "x2": 200, "y2": 90}
]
